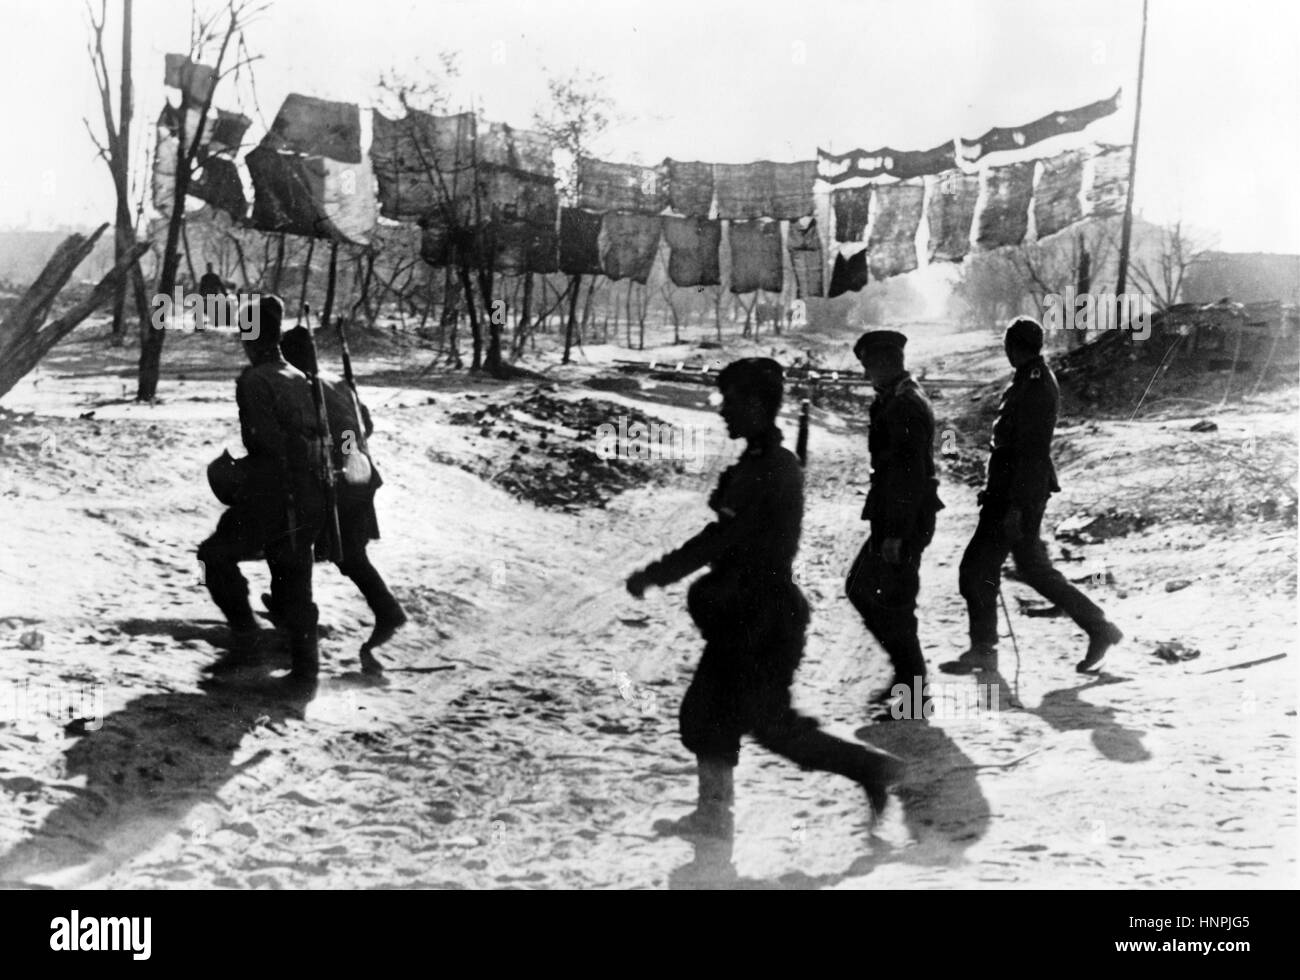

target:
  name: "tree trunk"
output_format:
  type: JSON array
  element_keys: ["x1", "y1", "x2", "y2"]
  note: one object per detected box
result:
[
  {"x1": 563, "y1": 274, "x2": 581, "y2": 364},
  {"x1": 2, "y1": 228, "x2": 147, "y2": 399},
  {"x1": 513, "y1": 272, "x2": 534, "y2": 359},
  {"x1": 296, "y1": 236, "x2": 316, "y2": 317},
  {"x1": 321, "y1": 240, "x2": 340, "y2": 331},
  {"x1": 457, "y1": 257, "x2": 482, "y2": 371},
  {"x1": 110, "y1": 0, "x2": 135, "y2": 345}
]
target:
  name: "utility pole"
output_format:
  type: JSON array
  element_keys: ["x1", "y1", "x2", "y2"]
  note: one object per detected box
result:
[{"x1": 1115, "y1": 0, "x2": 1148, "y2": 298}]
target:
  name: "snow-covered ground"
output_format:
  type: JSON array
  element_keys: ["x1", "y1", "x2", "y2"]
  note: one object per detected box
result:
[{"x1": 0, "y1": 319, "x2": 1294, "y2": 888}]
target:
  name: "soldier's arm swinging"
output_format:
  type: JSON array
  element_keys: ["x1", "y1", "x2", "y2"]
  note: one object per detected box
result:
[{"x1": 628, "y1": 471, "x2": 787, "y2": 594}]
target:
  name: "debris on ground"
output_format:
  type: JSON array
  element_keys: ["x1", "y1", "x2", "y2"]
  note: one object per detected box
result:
[
  {"x1": 444, "y1": 387, "x2": 684, "y2": 511},
  {"x1": 1152, "y1": 640, "x2": 1202, "y2": 664}
]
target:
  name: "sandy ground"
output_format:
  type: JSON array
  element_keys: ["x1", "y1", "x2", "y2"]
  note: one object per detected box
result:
[{"x1": 0, "y1": 318, "x2": 1295, "y2": 889}]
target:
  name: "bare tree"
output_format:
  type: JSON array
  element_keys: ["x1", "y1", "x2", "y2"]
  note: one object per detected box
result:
[
  {"x1": 533, "y1": 70, "x2": 618, "y2": 364},
  {"x1": 1129, "y1": 219, "x2": 1214, "y2": 311},
  {"x1": 139, "y1": 0, "x2": 267, "y2": 401},
  {"x1": 84, "y1": 0, "x2": 152, "y2": 346}
]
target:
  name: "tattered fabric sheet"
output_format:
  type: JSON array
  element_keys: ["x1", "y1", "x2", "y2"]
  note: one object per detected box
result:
[
  {"x1": 370, "y1": 109, "x2": 476, "y2": 221},
  {"x1": 727, "y1": 219, "x2": 783, "y2": 294},
  {"x1": 663, "y1": 159, "x2": 715, "y2": 218},
  {"x1": 558, "y1": 208, "x2": 604, "y2": 276},
  {"x1": 479, "y1": 122, "x2": 555, "y2": 177},
  {"x1": 482, "y1": 171, "x2": 559, "y2": 274},
  {"x1": 489, "y1": 218, "x2": 559, "y2": 274},
  {"x1": 787, "y1": 217, "x2": 824, "y2": 299},
  {"x1": 419, "y1": 218, "x2": 458, "y2": 268},
  {"x1": 975, "y1": 161, "x2": 1035, "y2": 250},
  {"x1": 828, "y1": 247, "x2": 869, "y2": 297},
  {"x1": 769, "y1": 161, "x2": 817, "y2": 220},
  {"x1": 266, "y1": 94, "x2": 362, "y2": 164},
  {"x1": 662, "y1": 216, "x2": 721, "y2": 287},
  {"x1": 867, "y1": 182, "x2": 924, "y2": 279},
  {"x1": 163, "y1": 53, "x2": 215, "y2": 105},
  {"x1": 1085, "y1": 143, "x2": 1131, "y2": 219},
  {"x1": 577, "y1": 159, "x2": 665, "y2": 214},
  {"x1": 959, "y1": 89, "x2": 1121, "y2": 164},
  {"x1": 158, "y1": 103, "x2": 249, "y2": 157},
  {"x1": 715, "y1": 162, "x2": 815, "y2": 221},
  {"x1": 151, "y1": 128, "x2": 177, "y2": 215},
  {"x1": 926, "y1": 170, "x2": 979, "y2": 263},
  {"x1": 817, "y1": 141, "x2": 955, "y2": 184},
  {"x1": 1033, "y1": 148, "x2": 1087, "y2": 240},
  {"x1": 154, "y1": 109, "x2": 248, "y2": 218},
  {"x1": 209, "y1": 110, "x2": 252, "y2": 155},
  {"x1": 831, "y1": 185, "x2": 872, "y2": 243},
  {"x1": 714, "y1": 163, "x2": 772, "y2": 220},
  {"x1": 246, "y1": 146, "x2": 375, "y2": 245},
  {"x1": 190, "y1": 156, "x2": 247, "y2": 220},
  {"x1": 600, "y1": 212, "x2": 662, "y2": 283}
]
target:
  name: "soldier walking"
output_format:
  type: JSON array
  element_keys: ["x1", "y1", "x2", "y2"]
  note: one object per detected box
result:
[
  {"x1": 626, "y1": 358, "x2": 905, "y2": 839},
  {"x1": 278, "y1": 326, "x2": 407, "y2": 674},
  {"x1": 941, "y1": 317, "x2": 1123, "y2": 676},
  {"x1": 845, "y1": 330, "x2": 944, "y2": 712},
  {"x1": 198, "y1": 296, "x2": 325, "y2": 684}
]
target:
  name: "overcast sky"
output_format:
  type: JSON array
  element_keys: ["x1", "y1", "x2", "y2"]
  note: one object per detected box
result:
[{"x1": 2, "y1": 0, "x2": 1297, "y2": 252}]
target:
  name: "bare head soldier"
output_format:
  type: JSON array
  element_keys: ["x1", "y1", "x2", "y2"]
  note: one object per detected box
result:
[{"x1": 626, "y1": 357, "x2": 906, "y2": 841}]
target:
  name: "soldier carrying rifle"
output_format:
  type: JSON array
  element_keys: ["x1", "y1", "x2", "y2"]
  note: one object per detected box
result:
[{"x1": 199, "y1": 296, "x2": 326, "y2": 685}]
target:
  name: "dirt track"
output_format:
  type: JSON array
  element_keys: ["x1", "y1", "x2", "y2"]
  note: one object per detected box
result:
[{"x1": 0, "y1": 322, "x2": 1295, "y2": 889}]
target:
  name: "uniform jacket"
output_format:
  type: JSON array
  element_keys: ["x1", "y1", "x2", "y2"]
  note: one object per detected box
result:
[
  {"x1": 863, "y1": 372, "x2": 943, "y2": 541},
  {"x1": 644, "y1": 426, "x2": 802, "y2": 590},
  {"x1": 984, "y1": 354, "x2": 1062, "y2": 509},
  {"x1": 235, "y1": 354, "x2": 325, "y2": 503}
]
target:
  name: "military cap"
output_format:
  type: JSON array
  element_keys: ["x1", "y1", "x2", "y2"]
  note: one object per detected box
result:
[
  {"x1": 242, "y1": 294, "x2": 285, "y2": 348},
  {"x1": 853, "y1": 330, "x2": 908, "y2": 359},
  {"x1": 1004, "y1": 316, "x2": 1044, "y2": 352}
]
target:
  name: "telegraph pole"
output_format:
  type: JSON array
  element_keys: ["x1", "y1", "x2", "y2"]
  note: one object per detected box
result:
[{"x1": 1115, "y1": 0, "x2": 1149, "y2": 297}]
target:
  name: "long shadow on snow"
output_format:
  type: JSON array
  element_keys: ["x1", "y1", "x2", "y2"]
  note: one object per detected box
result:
[{"x1": 0, "y1": 624, "x2": 313, "y2": 888}]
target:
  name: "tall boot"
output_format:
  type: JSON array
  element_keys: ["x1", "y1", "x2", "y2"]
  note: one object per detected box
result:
[
  {"x1": 654, "y1": 756, "x2": 735, "y2": 840},
  {"x1": 286, "y1": 602, "x2": 320, "y2": 681}
]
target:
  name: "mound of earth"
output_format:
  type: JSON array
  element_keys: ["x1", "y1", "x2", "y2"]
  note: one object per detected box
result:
[{"x1": 443, "y1": 387, "x2": 688, "y2": 511}]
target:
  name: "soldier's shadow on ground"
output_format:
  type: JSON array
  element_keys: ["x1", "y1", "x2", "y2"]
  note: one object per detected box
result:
[
  {"x1": 667, "y1": 720, "x2": 992, "y2": 890},
  {"x1": 1031, "y1": 674, "x2": 1150, "y2": 763},
  {"x1": 0, "y1": 623, "x2": 314, "y2": 889}
]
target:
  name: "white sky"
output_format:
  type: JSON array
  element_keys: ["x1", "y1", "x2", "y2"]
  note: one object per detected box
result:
[{"x1": 1, "y1": 0, "x2": 1298, "y2": 252}]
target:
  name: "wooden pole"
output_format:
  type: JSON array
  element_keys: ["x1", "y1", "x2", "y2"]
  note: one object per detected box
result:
[
  {"x1": 321, "y1": 239, "x2": 340, "y2": 331},
  {"x1": 1115, "y1": 0, "x2": 1149, "y2": 299},
  {"x1": 297, "y1": 236, "x2": 316, "y2": 320}
]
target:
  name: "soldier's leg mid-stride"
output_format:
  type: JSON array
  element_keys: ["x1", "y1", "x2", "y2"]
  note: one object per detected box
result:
[
  {"x1": 627, "y1": 358, "x2": 905, "y2": 839},
  {"x1": 844, "y1": 330, "x2": 944, "y2": 712},
  {"x1": 199, "y1": 296, "x2": 326, "y2": 684},
  {"x1": 942, "y1": 317, "x2": 1123, "y2": 677}
]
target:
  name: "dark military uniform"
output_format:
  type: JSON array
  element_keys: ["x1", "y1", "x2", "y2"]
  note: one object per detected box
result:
[
  {"x1": 958, "y1": 353, "x2": 1108, "y2": 648},
  {"x1": 846, "y1": 371, "x2": 943, "y2": 686},
  {"x1": 198, "y1": 352, "x2": 326, "y2": 675},
  {"x1": 314, "y1": 372, "x2": 404, "y2": 631},
  {"x1": 642, "y1": 426, "x2": 898, "y2": 784}
]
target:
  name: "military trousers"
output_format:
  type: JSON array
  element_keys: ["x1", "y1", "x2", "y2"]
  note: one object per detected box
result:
[
  {"x1": 680, "y1": 573, "x2": 894, "y2": 781},
  {"x1": 959, "y1": 497, "x2": 1108, "y2": 647}
]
